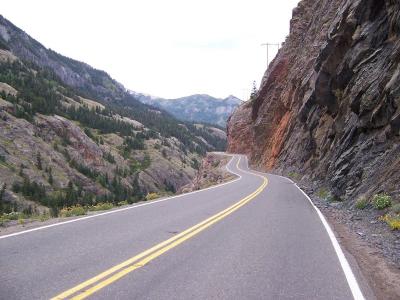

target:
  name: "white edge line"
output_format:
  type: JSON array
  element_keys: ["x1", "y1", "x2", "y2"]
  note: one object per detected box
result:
[
  {"x1": 241, "y1": 154, "x2": 364, "y2": 300},
  {"x1": 295, "y1": 185, "x2": 365, "y2": 300},
  {"x1": 0, "y1": 155, "x2": 243, "y2": 240}
]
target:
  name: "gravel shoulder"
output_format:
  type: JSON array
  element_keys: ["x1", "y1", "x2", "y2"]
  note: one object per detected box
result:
[{"x1": 297, "y1": 181, "x2": 400, "y2": 300}]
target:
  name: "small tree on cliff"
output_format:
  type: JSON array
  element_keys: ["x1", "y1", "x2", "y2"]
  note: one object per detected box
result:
[{"x1": 250, "y1": 81, "x2": 258, "y2": 100}]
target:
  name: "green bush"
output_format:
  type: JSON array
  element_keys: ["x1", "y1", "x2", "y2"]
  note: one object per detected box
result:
[
  {"x1": 355, "y1": 197, "x2": 368, "y2": 209},
  {"x1": 373, "y1": 193, "x2": 392, "y2": 210},
  {"x1": 39, "y1": 214, "x2": 50, "y2": 222},
  {"x1": 103, "y1": 152, "x2": 116, "y2": 164},
  {"x1": 288, "y1": 171, "x2": 300, "y2": 180},
  {"x1": 317, "y1": 188, "x2": 329, "y2": 199},
  {"x1": 0, "y1": 212, "x2": 21, "y2": 221}
]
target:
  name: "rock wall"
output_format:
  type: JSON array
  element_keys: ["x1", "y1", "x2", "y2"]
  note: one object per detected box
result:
[{"x1": 227, "y1": 0, "x2": 400, "y2": 202}]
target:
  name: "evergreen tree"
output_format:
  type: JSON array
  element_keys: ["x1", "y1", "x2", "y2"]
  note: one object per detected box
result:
[
  {"x1": 0, "y1": 183, "x2": 6, "y2": 212},
  {"x1": 48, "y1": 167, "x2": 54, "y2": 185},
  {"x1": 19, "y1": 164, "x2": 24, "y2": 177},
  {"x1": 36, "y1": 152, "x2": 42, "y2": 170},
  {"x1": 250, "y1": 80, "x2": 258, "y2": 100}
]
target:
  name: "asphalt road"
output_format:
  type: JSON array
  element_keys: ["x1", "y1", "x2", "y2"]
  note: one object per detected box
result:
[{"x1": 0, "y1": 155, "x2": 366, "y2": 300}]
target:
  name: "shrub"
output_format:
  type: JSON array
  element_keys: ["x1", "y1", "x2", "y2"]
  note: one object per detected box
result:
[
  {"x1": 355, "y1": 197, "x2": 368, "y2": 209},
  {"x1": 117, "y1": 200, "x2": 128, "y2": 206},
  {"x1": 59, "y1": 205, "x2": 86, "y2": 217},
  {"x1": 373, "y1": 193, "x2": 392, "y2": 210},
  {"x1": 288, "y1": 171, "x2": 300, "y2": 180},
  {"x1": 0, "y1": 211, "x2": 20, "y2": 221},
  {"x1": 380, "y1": 214, "x2": 400, "y2": 230},
  {"x1": 317, "y1": 188, "x2": 329, "y2": 199},
  {"x1": 39, "y1": 214, "x2": 50, "y2": 222},
  {"x1": 146, "y1": 192, "x2": 159, "y2": 201},
  {"x1": 103, "y1": 152, "x2": 116, "y2": 164},
  {"x1": 88, "y1": 202, "x2": 113, "y2": 211},
  {"x1": 191, "y1": 158, "x2": 200, "y2": 170}
]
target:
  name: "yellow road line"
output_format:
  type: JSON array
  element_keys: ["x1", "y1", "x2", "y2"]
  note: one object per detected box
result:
[
  {"x1": 51, "y1": 156, "x2": 268, "y2": 300},
  {"x1": 51, "y1": 157, "x2": 242, "y2": 300}
]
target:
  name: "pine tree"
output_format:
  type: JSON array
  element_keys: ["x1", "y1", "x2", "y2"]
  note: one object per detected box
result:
[
  {"x1": 250, "y1": 80, "x2": 258, "y2": 100},
  {"x1": 0, "y1": 183, "x2": 6, "y2": 212},
  {"x1": 19, "y1": 164, "x2": 24, "y2": 177},
  {"x1": 36, "y1": 152, "x2": 42, "y2": 170},
  {"x1": 48, "y1": 167, "x2": 53, "y2": 185}
]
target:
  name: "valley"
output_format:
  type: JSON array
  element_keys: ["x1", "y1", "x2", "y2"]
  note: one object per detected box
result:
[{"x1": 0, "y1": 16, "x2": 227, "y2": 224}]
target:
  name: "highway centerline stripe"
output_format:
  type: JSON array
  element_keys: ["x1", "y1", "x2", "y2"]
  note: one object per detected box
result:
[
  {"x1": 50, "y1": 156, "x2": 243, "y2": 299},
  {"x1": 51, "y1": 157, "x2": 268, "y2": 300},
  {"x1": 72, "y1": 178, "x2": 268, "y2": 300}
]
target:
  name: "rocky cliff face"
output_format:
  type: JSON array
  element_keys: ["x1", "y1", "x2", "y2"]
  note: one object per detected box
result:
[{"x1": 227, "y1": 0, "x2": 400, "y2": 202}]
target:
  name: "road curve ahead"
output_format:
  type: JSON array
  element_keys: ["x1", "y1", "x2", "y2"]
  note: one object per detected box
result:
[{"x1": 0, "y1": 155, "x2": 366, "y2": 300}]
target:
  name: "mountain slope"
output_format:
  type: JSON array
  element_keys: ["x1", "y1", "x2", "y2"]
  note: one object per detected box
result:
[
  {"x1": 131, "y1": 91, "x2": 242, "y2": 126},
  {"x1": 0, "y1": 16, "x2": 226, "y2": 218},
  {"x1": 0, "y1": 15, "x2": 226, "y2": 148},
  {"x1": 227, "y1": 0, "x2": 400, "y2": 204}
]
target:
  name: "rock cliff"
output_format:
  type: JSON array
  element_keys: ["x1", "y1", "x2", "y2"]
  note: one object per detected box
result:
[{"x1": 227, "y1": 0, "x2": 400, "y2": 202}]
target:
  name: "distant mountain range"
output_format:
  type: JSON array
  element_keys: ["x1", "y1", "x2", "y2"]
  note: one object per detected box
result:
[{"x1": 130, "y1": 91, "x2": 242, "y2": 127}]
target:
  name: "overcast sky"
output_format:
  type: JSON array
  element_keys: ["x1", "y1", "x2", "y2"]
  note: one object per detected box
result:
[{"x1": 3, "y1": 0, "x2": 299, "y2": 100}]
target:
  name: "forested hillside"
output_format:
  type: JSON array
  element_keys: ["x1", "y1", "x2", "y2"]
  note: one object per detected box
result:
[{"x1": 0, "y1": 16, "x2": 226, "y2": 221}]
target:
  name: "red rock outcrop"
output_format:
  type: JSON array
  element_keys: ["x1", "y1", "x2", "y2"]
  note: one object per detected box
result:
[{"x1": 227, "y1": 0, "x2": 400, "y2": 201}]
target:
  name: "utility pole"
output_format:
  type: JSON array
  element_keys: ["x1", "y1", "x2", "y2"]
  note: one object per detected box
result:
[{"x1": 261, "y1": 43, "x2": 280, "y2": 66}]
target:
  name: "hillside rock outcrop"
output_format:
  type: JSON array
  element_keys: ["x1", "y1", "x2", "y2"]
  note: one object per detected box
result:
[{"x1": 227, "y1": 0, "x2": 400, "y2": 202}]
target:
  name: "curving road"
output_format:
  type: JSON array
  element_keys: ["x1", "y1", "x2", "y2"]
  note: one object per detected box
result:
[{"x1": 0, "y1": 155, "x2": 366, "y2": 299}]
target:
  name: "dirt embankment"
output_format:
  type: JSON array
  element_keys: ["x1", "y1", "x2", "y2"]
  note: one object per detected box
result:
[{"x1": 181, "y1": 153, "x2": 237, "y2": 193}]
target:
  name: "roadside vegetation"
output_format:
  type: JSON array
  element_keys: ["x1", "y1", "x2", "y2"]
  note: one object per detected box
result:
[
  {"x1": 0, "y1": 192, "x2": 172, "y2": 226},
  {"x1": 355, "y1": 196, "x2": 368, "y2": 209},
  {"x1": 353, "y1": 192, "x2": 399, "y2": 231},
  {"x1": 316, "y1": 187, "x2": 340, "y2": 202},
  {"x1": 368, "y1": 193, "x2": 400, "y2": 231},
  {"x1": 372, "y1": 193, "x2": 392, "y2": 210},
  {"x1": 0, "y1": 189, "x2": 174, "y2": 226},
  {"x1": 287, "y1": 171, "x2": 301, "y2": 180},
  {"x1": 380, "y1": 214, "x2": 400, "y2": 230}
]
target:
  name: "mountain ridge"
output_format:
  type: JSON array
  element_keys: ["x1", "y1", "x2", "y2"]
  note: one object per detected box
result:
[{"x1": 130, "y1": 91, "x2": 242, "y2": 127}]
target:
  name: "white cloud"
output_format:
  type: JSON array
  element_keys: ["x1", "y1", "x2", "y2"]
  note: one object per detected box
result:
[{"x1": 2, "y1": 0, "x2": 299, "y2": 99}]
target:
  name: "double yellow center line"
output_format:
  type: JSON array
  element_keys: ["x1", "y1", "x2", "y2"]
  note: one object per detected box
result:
[{"x1": 52, "y1": 158, "x2": 268, "y2": 300}]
